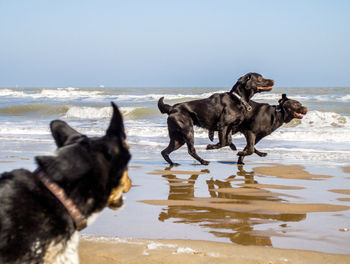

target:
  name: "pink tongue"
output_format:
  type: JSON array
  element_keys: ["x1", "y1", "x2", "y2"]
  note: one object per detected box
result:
[
  {"x1": 295, "y1": 112, "x2": 304, "y2": 118},
  {"x1": 258, "y1": 86, "x2": 272, "y2": 91}
]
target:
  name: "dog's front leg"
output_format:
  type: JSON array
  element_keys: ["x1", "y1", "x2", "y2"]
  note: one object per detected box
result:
[
  {"x1": 237, "y1": 131, "x2": 256, "y2": 157},
  {"x1": 215, "y1": 125, "x2": 229, "y2": 149}
]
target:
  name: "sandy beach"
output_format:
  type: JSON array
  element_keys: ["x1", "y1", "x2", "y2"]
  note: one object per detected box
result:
[{"x1": 79, "y1": 235, "x2": 350, "y2": 264}]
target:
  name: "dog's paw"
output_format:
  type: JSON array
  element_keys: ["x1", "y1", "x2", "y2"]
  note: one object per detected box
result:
[
  {"x1": 201, "y1": 160, "x2": 210, "y2": 165},
  {"x1": 206, "y1": 144, "x2": 215, "y2": 150},
  {"x1": 237, "y1": 151, "x2": 245, "y2": 156},
  {"x1": 237, "y1": 156, "x2": 245, "y2": 165}
]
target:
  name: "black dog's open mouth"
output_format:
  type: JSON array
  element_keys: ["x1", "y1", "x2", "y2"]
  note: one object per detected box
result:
[
  {"x1": 294, "y1": 107, "x2": 307, "y2": 119},
  {"x1": 258, "y1": 86, "x2": 273, "y2": 91},
  {"x1": 294, "y1": 112, "x2": 305, "y2": 119},
  {"x1": 257, "y1": 79, "x2": 274, "y2": 92}
]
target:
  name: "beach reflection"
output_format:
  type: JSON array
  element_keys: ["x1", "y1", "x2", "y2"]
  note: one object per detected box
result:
[{"x1": 155, "y1": 166, "x2": 306, "y2": 247}]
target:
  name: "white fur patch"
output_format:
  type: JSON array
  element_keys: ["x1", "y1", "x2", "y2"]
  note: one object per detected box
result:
[{"x1": 43, "y1": 232, "x2": 79, "y2": 264}]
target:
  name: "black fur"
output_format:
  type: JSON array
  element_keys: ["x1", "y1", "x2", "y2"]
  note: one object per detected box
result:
[
  {"x1": 237, "y1": 94, "x2": 308, "y2": 164},
  {"x1": 0, "y1": 102, "x2": 131, "y2": 264},
  {"x1": 158, "y1": 73, "x2": 274, "y2": 165}
]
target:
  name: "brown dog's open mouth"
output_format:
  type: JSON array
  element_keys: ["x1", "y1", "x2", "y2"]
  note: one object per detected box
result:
[
  {"x1": 107, "y1": 170, "x2": 132, "y2": 210},
  {"x1": 294, "y1": 112, "x2": 305, "y2": 119}
]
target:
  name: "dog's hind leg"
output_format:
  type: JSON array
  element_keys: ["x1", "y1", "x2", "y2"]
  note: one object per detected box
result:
[
  {"x1": 226, "y1": 128, "x2": 237, "y2": 151},
  {"x1": 185, "y1": 135, "x2": 209, "y2": 165},
  {"x1": 161, "y1": 139, "x2": 184, "y2": 166},
  {"x1": 254, "y1": 148, "x2": 267, "y2": 157}
]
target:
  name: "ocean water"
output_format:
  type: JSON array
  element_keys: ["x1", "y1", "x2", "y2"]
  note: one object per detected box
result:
[
  {"x1": 0, "y1": 86, "x2": 349, "y2": 166},
  {"x1": 1, "y1": 86, "x2": 350, "y2": 254}
]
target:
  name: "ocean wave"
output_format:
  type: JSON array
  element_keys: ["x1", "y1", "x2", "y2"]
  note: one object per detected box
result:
[
  {"x1": 298, "y1": 110, "x2": 349, "y2": 128},
  {"x1": 63, "y1": 106, "x2": 160, "y2": 120},
  {"x1": 0, "y1": 87, "x2": 107, "y2": 99},
  {"x1": 63, "y1": 106, "x2": 112, "y2": 120},
  {"x1": 112, "y1": 92, "x2": 350, "y2": 104},
  {"x1": 0, "y1": 103, "x2": 161, "y2": 120},
  {"x1": 1, "y1": 106, "x2": 349, "y2": 145},
  {"x1": 37, "y1": 87, "x2": 105, "y2": 98},
  {"x1": 0, "y1": 89, "x2": 27, "y2": 97},
  {"x1": 340, "y1": 94, "x2": 350, "y2": 101},
  {"x1": 1, "y1": 87, "x2": 349, "y2": 104},
  {"x1": 113, "y1": 91, "x2": 227, "y2": 102},
  {"x1": 0, "y1": 104, "x2": 68, "y2": 117}
]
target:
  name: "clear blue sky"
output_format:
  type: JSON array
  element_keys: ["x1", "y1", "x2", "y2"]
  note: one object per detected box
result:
[{"x1": 0, "y1": 0, "x2": 349, "y2": 87}]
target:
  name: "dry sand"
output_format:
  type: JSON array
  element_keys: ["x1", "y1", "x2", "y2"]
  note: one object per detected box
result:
[{"x1": 79, "y1": 236, "x2": 350, "y2": 264}]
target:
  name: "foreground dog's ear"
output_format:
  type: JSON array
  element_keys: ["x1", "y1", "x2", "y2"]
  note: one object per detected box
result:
[
  {"x1": 106, "y1": 102, "x2": 125, "y2": 139},
  {"x1": 35, "y1": 153, "x2": 92, "y2": 182},
  {"x1": 50, "y1": 120, "x2": 84, "y2": 147}
]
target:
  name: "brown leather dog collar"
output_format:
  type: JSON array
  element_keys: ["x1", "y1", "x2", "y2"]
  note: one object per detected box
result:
[{"x1": 34, "y1": 168, "x2": 87, "y2": 231}]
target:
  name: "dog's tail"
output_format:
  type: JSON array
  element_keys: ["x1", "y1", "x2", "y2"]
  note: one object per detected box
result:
[{"x1": 158, "y1": 97, "x2": 172, "y2": 114}]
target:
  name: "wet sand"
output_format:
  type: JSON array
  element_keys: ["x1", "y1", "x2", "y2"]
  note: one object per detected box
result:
[
  {"x1": 79, "y1": 235, "x2": 350, "y2": 264},
  {"x1": 253, "y1": 165, "x2": 332, "y2": 180},
  {"x1": 2, "y1": 155, "x2": 350, "y2": 261},
  {"x1": 342, "y1": 166, "x2": 350, "y2": 174},
  {"x1": 78, "y1": 161, "x2": 350, "y2": 260}
]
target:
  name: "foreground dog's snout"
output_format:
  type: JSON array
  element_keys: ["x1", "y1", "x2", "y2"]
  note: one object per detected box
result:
[{"x1": 107, "y1": 170, "x2": 132, "y2": 210}]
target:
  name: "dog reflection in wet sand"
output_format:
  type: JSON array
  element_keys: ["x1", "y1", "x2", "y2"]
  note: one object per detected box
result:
[{"x1": 156, "y1": 167, "x2": 305, "y2": 246}]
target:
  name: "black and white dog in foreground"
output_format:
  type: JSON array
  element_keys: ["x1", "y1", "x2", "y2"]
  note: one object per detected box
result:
[
  {"x1": 236, "y1": 94, "x2": 308, "y2": 164},
  {"x1": 0, "y1": 102, "x2": 131, "y2": 264}
]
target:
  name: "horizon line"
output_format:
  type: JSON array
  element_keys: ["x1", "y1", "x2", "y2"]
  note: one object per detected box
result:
[{"x1": 1, "y1": 85, "x2": 350, "y2": 89}]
